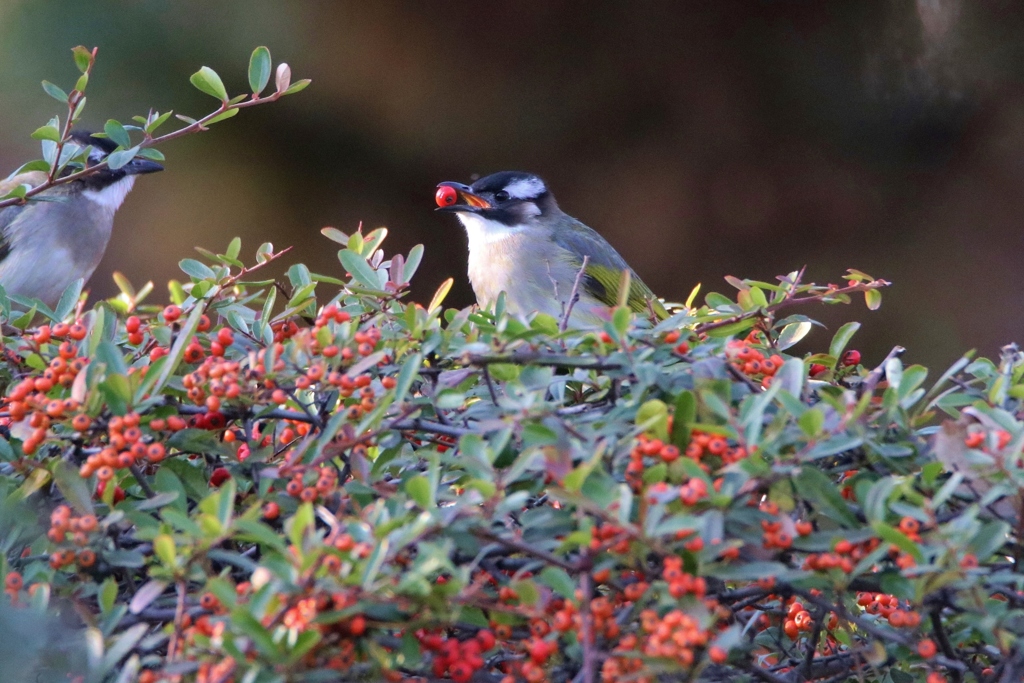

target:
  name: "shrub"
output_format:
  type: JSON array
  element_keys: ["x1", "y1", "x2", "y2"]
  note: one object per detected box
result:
[{"x1": 1, "y1": 46, "x2": 1020, "y2": 683}]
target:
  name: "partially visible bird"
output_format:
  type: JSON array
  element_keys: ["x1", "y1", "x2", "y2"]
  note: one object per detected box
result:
[
  {"x1": 0, "y1": 130, "x2": 162, "y2": 307},
  {"x1": 435, "y1": 171, "x2": 667, "y2": 327}
]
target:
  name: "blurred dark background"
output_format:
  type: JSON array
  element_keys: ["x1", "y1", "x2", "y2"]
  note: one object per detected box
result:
[{"x1": 1, "y1": 0, "x2": 1023, "y2": 370}]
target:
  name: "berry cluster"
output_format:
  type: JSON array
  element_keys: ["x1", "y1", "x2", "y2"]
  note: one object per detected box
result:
[
  {"x1": 725, "y1": 334, "x2": 784, "y2": 388},
  {"x1": 45, "y1": 504, "x2": 100, "y2": 570}
]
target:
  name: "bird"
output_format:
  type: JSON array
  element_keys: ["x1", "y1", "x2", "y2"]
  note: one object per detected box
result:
[
  {"x1": 435, "y1": 171, "x2": 667, "y2": 327},
  {"x1": 0, "y1": 130, "x2": 162, "y2": 308}
]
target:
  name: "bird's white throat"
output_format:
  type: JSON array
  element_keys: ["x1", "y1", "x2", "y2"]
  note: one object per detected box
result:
[
  {"x1": 456, "y1": 211, "x2": 523, "y2": 250},
  {"x1": 82, "y1": 176, "x2": 137, "y2": 213}
]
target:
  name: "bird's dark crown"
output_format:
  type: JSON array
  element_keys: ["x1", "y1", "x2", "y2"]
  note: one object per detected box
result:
[
  {"x1": 471, "y1": 171, "x2": 549, "y2": 200},
  {"x1": 470, "y1": 171, "x2": 558, "y2": 225},
  {"x1": 62, "y1": 130, "x2": 162, "y2": 191}
]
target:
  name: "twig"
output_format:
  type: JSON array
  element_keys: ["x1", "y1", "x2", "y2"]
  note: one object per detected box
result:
[
  {"x1": 475, "y1": 530, "x2": 578, "y2": 572},
  {"x1": 930, "y1": 609, "x2": 964, "y2": 683},
  {"x1": 129, "y1": 465, "x2": 157, "y2": 499},
  {"x1": 695, "y1": 275, "x2": 890, "y2": 335},
  {"x1": 561, "y1": 256, "x2": 589, "y2": 333},
  {"x1": 725, "y1": 360, "x2": 763, "y2": 393},
  {"x1": 166, "y1": 580, "x2": 187, "y2": 662},
  {"x1": 801, "y1": 606, "x2": 826, "y2": 681},
  {"x1": 481, "y1": 365, "x2": 499, "y2": 405},
  {"x1": 467, "y1": 351, "x2": 621, "y2": 372},
  {"x1": 578, "y1": 568, "x2": 597, "y2": 683},
  {"x1": 394, "y1": 418, "x2": 473, "y2": 439},
  {"x1": 857, "y1": 346, "x2": 906, "y2": 397},
  {"x1": 1, "y1": 76, "x2": 295, "y2": 210}
]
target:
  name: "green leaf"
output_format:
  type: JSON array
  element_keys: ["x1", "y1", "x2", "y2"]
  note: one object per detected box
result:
[
  {"x1": 41, "y1": 80, "x2": 68, "y2": 102},
  {"x1": 190, "y1": 66, "x2": 229, "y2": 101},
  {"x1": 205, "y1": 108, "x2": 239, "y2": 125},
  {"x1": 865, "y1": 288, "x2": 882, "y2": 310},
  {"x1": 671, "y1": 390, "x2": 697, "y2": 448},
  {"x1": 968, "y1": 520, "x2": 1010, "y2": 560},
  {"x1": 829, "y1": 322, "x2": 861, "y2": 358},
  {"x1": 145, "y1": 111, "x2": 174, "y2": 135},
  {"x1": 321, "y1": 227, "x2": 349, "y2": 245},
  {"x1": 873, "y1": 521, "x2": 923, "y2": 562},
  {"x1": 99, "y1": 577, "x2": 118, "y2": 613},
  {"x1": 798, "y1": 407, "x2": 824, "y2": 437},
  {"x1": 248, "y1": 46, "x2": 272, "y2": 95},
  {"x1": 405, "y1": 475, "x2": 433, "y2": 509},
  {"x1": 99, "y1": 623, "x2": 149, "y2": 675},
  {"x1": 52, "y1": 460, "x2": 94, "y2": 515},
  {"x1": 179, "y1": 258, "x2": 216, "y2": 280},
  {"x1": 153, "y1": 534, "x2": 176, "y2": 567},
  {"x1": 777, "y1": 321, "x2": 813, "y2": 350},
  {"x1": 394, "y1": 352, "x2": 422, "y2": 405},
  {"x1": 30, "y1": 125, "x2": 61, "y2": 142},
  {"x1": 538, "y1": 566, "x2": 576, "y2": 599},
  {"x1": 289, "y1": 502, "x2": 315, "y2": 551},
  {"x1": 151, "y1": 304, "x2": 206, "y2": 395},
  {"x1": 232, "y1": 609, "x2": 281, "y2": 658},
  {"x1": 794, "y1": 467, "x2": 859, "y2": 528},
  {"x1": 106, "y1": 146, "x2": 139, "y2": 170},
  {"x1": 53, "y1": 278, "x2": 84, "y2": 321},
  {"x1": 339, "y1": 249, "x2": 380, "y2": 289},
  {"x1": 225, "y1": 236, "x2": 241, "y2": 261},
  {"x1": 72, "y1": 46, "x2": 92, "y2": 74},
  {"x1": 403, "y1": 244, "x2": 424, "y2": 284},
  {"x1": 636, "y1": 399, "x2": 669, "y2": 441},
  {"x1": 103, "y1": 119, "x2": 131, "y2": 149},
  {"x1": 806, "y1": 433, "x2": 863, "y2": 460},
  {"x1": 282, "y1": 79, "x2": 312, "y2": 95}
]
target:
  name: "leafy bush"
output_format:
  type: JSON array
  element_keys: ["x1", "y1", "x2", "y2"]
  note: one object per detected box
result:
[{"x1": 1, "y1": 46, "x2": 1021, "y2": 683}]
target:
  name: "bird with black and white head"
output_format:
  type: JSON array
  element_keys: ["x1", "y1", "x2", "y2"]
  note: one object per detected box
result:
[
  {"x1": 436, "y1": 170, "x2": 666, "y2": 327},
  {"x1": 0, "y1": 130, "x2": 162, "y2": 307}
]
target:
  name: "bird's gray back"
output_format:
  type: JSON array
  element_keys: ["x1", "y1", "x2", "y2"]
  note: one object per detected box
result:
[{"x1": 0, "y1": 197, "x2": 115, "y2": 306}]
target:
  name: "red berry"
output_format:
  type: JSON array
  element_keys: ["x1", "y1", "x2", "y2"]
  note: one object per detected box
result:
[
  {"x1": 842, "y1": 350, "x2": 861, "y2": 366},
  {"x1": 163, "y1": 305, "x2": 182, "y2": 322},
  {"x1": 449, "y1": 661, "x2": 473, "y2": 683},
  {"x1": 476, "y1": 629, "x2": 496, "y2": 651},
  {"x1": 209, "y1": 467, "x2": 232, "y2": 487},
  {"x1": 126, "y1": 316, "x2": 141, "y2": 334},
  {"x1": 809, "y1": 363, "x2": 828, "y2": 377},
  {"x1": 917, "y1": 639, "x2": 937, "y2": 658},
  {"x1": 435, "y1": 185, "x2": 458, "y2": 207}
]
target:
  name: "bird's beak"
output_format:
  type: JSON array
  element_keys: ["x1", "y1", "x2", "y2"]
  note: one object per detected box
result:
[
  {"x1": 124, "y1": 156, "x2": 164, "y2": 175},
  {"x1": 435, "y1": 181, "x2": 490, "y2": 213}
]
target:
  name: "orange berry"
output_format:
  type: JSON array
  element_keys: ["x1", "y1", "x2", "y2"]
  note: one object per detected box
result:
[{"x1": 4, "y1": 572, "x2": 23, "y2": 591}]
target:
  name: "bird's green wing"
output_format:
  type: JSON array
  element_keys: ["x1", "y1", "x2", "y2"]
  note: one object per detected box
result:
[{"x1": 551, "y1": 217, "x2": 668, "y2": 320}]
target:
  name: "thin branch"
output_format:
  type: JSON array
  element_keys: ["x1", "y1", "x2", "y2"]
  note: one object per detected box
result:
[
  {"x1": 695, "y1": 275, "x2": 890, "y2": 335},
  {"x1": 857, "y1": 345, "x2": 907, "y2": 397},
  {"x1": 475, "y1": 530, "x2": 578, "y2": 573},
  {"x1": 467, "y1": 351, "x2": 621, "y2": 372},
  {"x1": 561, "y1": 255, "x2": 589, "y2": 333},
  {"x1": 1, "y1": 76, "x2": 294, "y2": 210},
  {"x1": 129, "y1": 465, "x2": 157, "y2": 499},
  {"x1": 481, "y1": 365, "x2": 499, "y2": 405},
  {"x1": 578, "y1": 569, "x2": 597, "y2": 683}
]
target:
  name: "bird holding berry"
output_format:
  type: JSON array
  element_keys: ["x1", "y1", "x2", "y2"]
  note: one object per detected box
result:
[{"x1": 435, "y1": 171, "x2": 667, "y2": 327}]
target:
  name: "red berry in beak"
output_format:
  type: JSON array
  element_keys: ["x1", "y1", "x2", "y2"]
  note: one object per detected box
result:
[{"x1": 435, "y1": 185, "x2": 458, "y2": 207}]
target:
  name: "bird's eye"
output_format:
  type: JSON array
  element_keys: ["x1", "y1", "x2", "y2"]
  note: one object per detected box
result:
[{"x1": 494, "y1": 190, "x2": 510, "y2": 202}]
